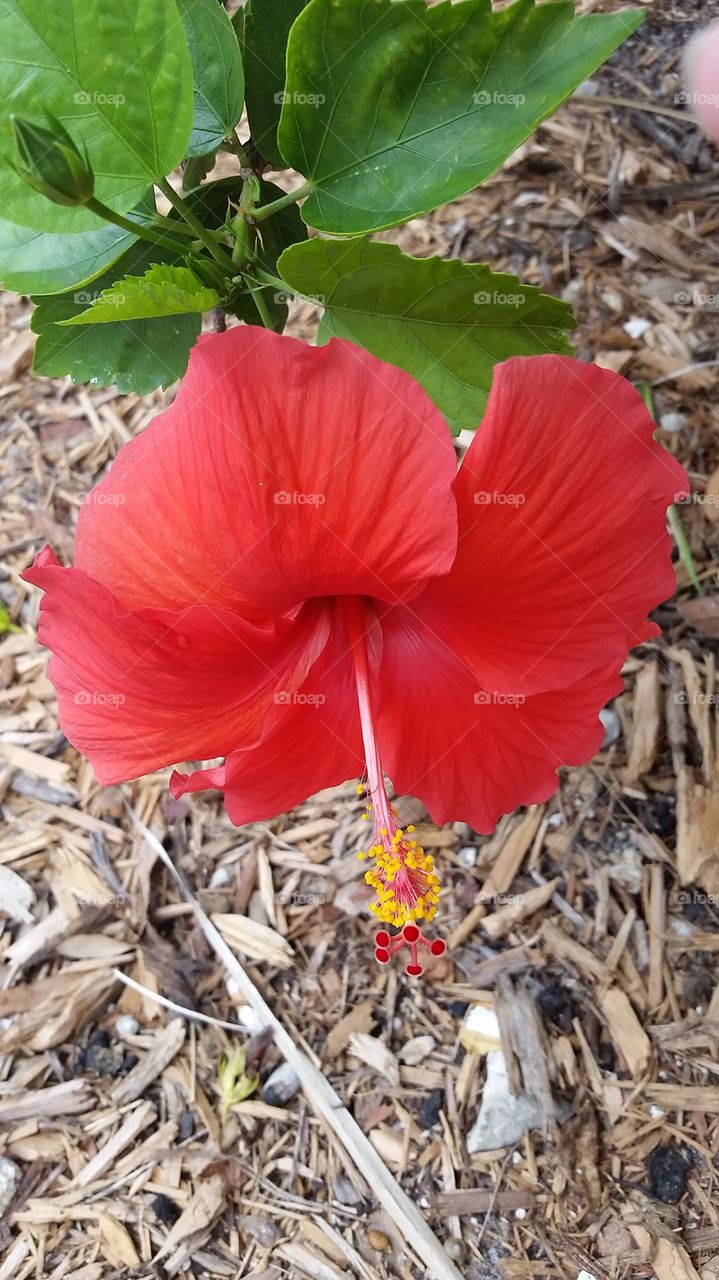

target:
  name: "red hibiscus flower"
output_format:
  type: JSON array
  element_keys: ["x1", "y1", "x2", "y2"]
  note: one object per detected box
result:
[{"x1": 24, "y1": 327, "x2": 686, "y2": 969}]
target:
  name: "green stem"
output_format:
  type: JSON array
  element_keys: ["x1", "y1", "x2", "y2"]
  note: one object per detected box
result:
[
  {"x1": 251, "y1": 182, "x2": 312, "y2": 223},
  {"x1": 157, "y1": 177, "x2": 233, "y2": 269},
  {"x1": 86, "y1": 197, "x2": 190, "y2": 257},
  {"x1": 668, "y1": 505, "x2": 705, "y2": 596},
  {"x1": 242, "y1": 273, "x2": 274, "y2": 329},
  {"x1": 252, "y1": 266, "x2": 292, "y2": 294},
  {"x1": 639, "y1": 381, "x2": 704, "y2": 596},
  {"x1": 224, "y1": 131, "x2": 254, "y2": 170}
]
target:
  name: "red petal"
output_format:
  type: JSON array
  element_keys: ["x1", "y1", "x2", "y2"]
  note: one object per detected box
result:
[
  {"x1": 684, "y1": 21, "x2": 719, "y2": 143},
  {"x1": 171, "y1": 604, "x2": 363, "y2": 823},
  {"x1": 75, "y1": 327, "x2": 457, "y2": 620},
  {"x1": 23, "y1": 547, "x2": 329, "y2": 784},
  {"x1": 414, "y1": 356, "x2": 687, "y2": 696},
  {"x1": 375, "y1": 608, "x2": 623, "y2": 832}
]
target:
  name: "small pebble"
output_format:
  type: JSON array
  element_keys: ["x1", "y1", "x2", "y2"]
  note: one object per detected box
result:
[
  {"x1": 623, "y1": 316, "x2": 651, "y2": 340},
  {"x1": 599, "y1": 706, "x2": 621, "y2": 747},
  {"x1": 576, "y1": 77, "x2": 600, "y2": 96},
  {"x1": 262, "y1": 1062, "x2": 301, "y2": 1107},
  {"x1": 153, "y1": 1193, "x2": 181, "y2": 1226},
  {"x1": 83, "y1": 1041, "x2": 124, "y2": 1077},
  {"x1": 458, "y1": 845, "x2": 477, "y2": 868},
  {"x1": 367, "y1": 1229, "x2": 390, "y2": 1252},
  {"x1": 419, "y1": 1088, "x2": 444, "y2": 1130},
  {"x1": 0, "y1": 1155, "x2": 21, "y2": 1215},
  {"x1": 115, "y1": 1014, "x2": 140, "y2": 1037},
  {"x1": 235, "y1": 1003, "x2": 265, "y2": 1034},
  {"x1": 659, "y1": 411, "x2": 687, "y2": 433},
  {"x1": 398, "y1": 1034, "x2": 436, "y2": 1066},
  {"x1": 445, "y1": 1238, "x2": 466, "y2": 1262},
  {"x1": 648, "y1": 1142, "x2": 692, "y2": 1204}
]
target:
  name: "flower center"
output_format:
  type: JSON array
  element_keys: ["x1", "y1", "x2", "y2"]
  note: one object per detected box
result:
[{"x1": 343, "y1": 597, "x2": 442, "y2": 935}]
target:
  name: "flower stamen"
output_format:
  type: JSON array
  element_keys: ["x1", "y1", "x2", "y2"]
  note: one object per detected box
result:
[{"x1": 344, "y1": 597, "x2": 446, "y2": 973}]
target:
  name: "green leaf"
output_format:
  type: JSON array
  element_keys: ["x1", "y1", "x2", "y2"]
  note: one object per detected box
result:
[
  {"x1": 31, "y1": 242, "x2": 200, "y2": 394},
  {"x1": 60, "y1": 264, "x2": 219, "y2": 324},
  {"x1": 0, "y1": 220, "x2": 135, "y2": 296},
  {"x1": 279, "y1": 0, "x2": 643, "y2": 234},
  {"x1": 279, "y1": 238, "x2": 574, "y2": 432},
  {"x1": 238, "y1": 0, "x2": 308, "y2": 167},
  {"x1": 0, "y1": 192, "x2": 156, "y2": 296},
  {"x1": 0, "y1": 0, "x2": 193, "y2": 233},
  {"x1": 176, "y1": 0, "x2": 244, "y2": 157}
]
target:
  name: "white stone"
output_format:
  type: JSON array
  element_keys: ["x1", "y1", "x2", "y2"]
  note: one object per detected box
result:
[
  {"x1": 599, "y1": 706, "x2": 622, "y2": 747},
  {"x1": 659, "y1": 412, "x2": 687, "y2": 433},
  {"x1": 236, "y1": 1003, "x2": 265, "y2": 1034},
  {"x1": 0, "y1": 1156, "x2": 21, "y2": 1215},
  {"x1": 466, "y1": 1051, "x2": 545, "y2": 1152},
  {"x1": 623, "y1": 316, "x2": 652, "y2": 339},
  {"x1": 262, "y1": 1062, "x2": 301, "y2": 1106},
  {"x1": 115, "y1": 1014, "x2": 140, "y2": 1037}
]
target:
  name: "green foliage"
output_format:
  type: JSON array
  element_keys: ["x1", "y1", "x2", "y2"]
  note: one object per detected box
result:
[
  {"x1": 32, "y1": 243, "x2": 201, "y2": 394},
  {"x1": 0, "y1": 0, "x2": 193, "y2": 233},
  {"x1": 1, "y1": 0, "x2": 641, "y2": 399},
  {"x1": 280, "y1": 239, "x2": 574, "y2": 431},
  {"x1": 61, "y1": 264, "x2": 219, "y2": 324},
  {"x1": 279, "y1": 0, "x2": 643, "y2": 233},
  {"x1": 177, "y1": 0, "x2": 245, "y2": 157},
  {"x1": 237, "y1": 0, "x2": 308, "y2": 167}
]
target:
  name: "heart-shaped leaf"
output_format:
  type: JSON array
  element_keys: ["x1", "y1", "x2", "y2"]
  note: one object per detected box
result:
[
  {"x1": 177, "y1": 0, "x2": 244, "y2": 157},
  {"x1": 279, "y1": 238, "x2": 574, "y2": 431},
  {"x1": 0, "y1": 0, "x2": 193, "y2": 233},
  {"x1": 279, "y1": 0, "x2": 643, "y2": 233},
  {"x1": 0, "y1": 192, "x2": 158, "y2": 295}
]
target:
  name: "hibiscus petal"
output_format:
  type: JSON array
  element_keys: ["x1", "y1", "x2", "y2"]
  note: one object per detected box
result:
[
  {"x1": 375, "y1": 608, "x2": 623, "y2": 833},
  {"x1": 23, "y1": 547, "x2": 330, "y2": 784},
  {"x1": 414, "y1": 355, "x2": 687, "y2": 696},
  {"x1": 171, "y1": 604, "x2": 363, "y2": 823},
  {"x1": 75, "y1": 326, "x2": 458, "y2": 619}
]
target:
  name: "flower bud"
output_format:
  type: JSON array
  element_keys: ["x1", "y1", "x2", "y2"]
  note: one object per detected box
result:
[{"x1": 11, "y1": 115, "x2": 94, "y2": 206}]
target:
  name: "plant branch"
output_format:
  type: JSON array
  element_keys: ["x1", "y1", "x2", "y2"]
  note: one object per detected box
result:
[
  {"x1": 251, "y1": 182, "x2": 312, "y2": 222},
  {"x1": 242, "y1": 273, "x2": 275, "y2": 328},
  {"x1": 156, "y1": 177, "x2": 233, "y2": 269},
  {"x1": 85, "y1": 197, "x2": 190, "y2": 257}
]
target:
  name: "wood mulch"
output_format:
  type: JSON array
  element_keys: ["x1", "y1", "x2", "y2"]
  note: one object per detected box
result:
[{"x1": 1, "y1": 0, "x2": 719, "y2": 1276}]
